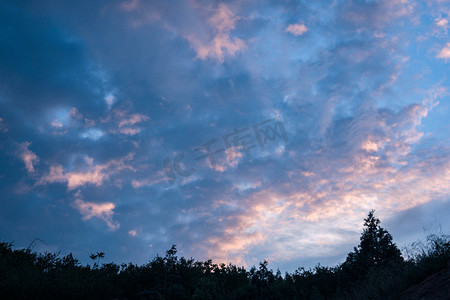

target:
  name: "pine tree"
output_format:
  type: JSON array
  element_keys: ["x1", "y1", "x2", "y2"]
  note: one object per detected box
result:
[{"x1": 343, "y1": 210, "x2": 403, "y2": 277}]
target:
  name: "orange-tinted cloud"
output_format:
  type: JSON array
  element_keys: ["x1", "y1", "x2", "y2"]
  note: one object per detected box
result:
[{"x1": 192, "y1": 92, "x2": 449, "y2": 265}]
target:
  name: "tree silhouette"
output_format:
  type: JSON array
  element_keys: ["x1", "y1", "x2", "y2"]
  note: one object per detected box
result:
[
  {"x1": 1, "y1": 212, "x2": 449, "y2": 299},
  {"x1": 343, "y1": 210, "x2": 403, "y2": 278},
  {"x1": 89, "y1": 252, "x2": 105, "y2": 268}
]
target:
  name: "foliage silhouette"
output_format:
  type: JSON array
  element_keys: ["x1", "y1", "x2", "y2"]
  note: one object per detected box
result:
[
  {"x1": 341, "y1": 210, "x2": 403, "y2": 280},
  {"x1": 0, "y1": 211, "x2": 449, "y2": 299}
]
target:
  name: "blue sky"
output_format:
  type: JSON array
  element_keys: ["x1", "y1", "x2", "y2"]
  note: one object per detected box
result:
[{"x1": 0, "y1": 0, "x2": 449, "y2": 272}]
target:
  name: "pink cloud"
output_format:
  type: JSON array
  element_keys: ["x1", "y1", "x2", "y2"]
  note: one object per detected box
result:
[
  {"x1": 73, "y1": 199, "x2": 120, "y2": 230},
  {"x1": 188, "y1": 95, "x2": 450, "y2": 265},
  {"x1": 119, "y1": 2, "x2": 245, "y2": 62},
  {"x1": 40, "y1": 165, "x2": 66, "y2": 183},
  {"x1": 285, "y1": 24, "x2": 308, "y2": 36},
  {"x1": 201, "y1": 146, "x2": 450, "y2": 263},
  {"x1": 50, "y1": 120, "x2": 63, "y2": 128},
  {"x1": 435, "y1": 18, "x2": 448, "y2": 27},
  {"x1": 209, "y1": 3, "x2": 239, "y2": 33},
  {"x1": 186, "y1": 4, "x2": 246, "y2": 63},
  {"x1": 119, "y1": 127, "x2": 142, "y2": 135},
  {"x1": 118, "y1": 113, "x2": 149, "y2": 127},
  {"x1": 17, "y1": 142, "x2": 39, "y2": 173},
  {"x1": 131, "y1": 178, "x2": 151, "y2": 188},
  {"x1": 69, "y1": 107, "x2": 83, "y2": 119},
  {"x1": 131, "y1": 168, "x2": 170, "y2": 188},
  {"x1": 39, "y1": 154, "x2": 134, "y2": 190},
  {"x1": 437, "y1": 43, "x2": 450, "y2": 61},
  {"x1": 104, "y1": 110, "x2": 149, "y2": 136}
]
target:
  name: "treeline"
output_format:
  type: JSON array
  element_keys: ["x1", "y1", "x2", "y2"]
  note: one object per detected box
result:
[{"x1": 1, "y1": 211, "x2": 449, "y2": 299}]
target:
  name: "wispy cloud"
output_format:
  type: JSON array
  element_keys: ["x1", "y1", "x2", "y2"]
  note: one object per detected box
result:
[
  {"x1": 437, "y1": 43, "x2": 450, "y2": 61},
  {"x1": 185, "y1": 3, "x2": 246, "y2": 63},
  {"x1": 285, "y1": 23, "x2": 308, "y2": 36},
  {"x1": 17, "y1": 142, "x2": 39, "y2": 174},
  {"x1": 118, "y1": 113, "x2": 149, "y2": 128},
  {"x1": 73, "y1": 199, "x2": 120, "y2": 230},
  {"x1": 39, "y1": 154, "x2": 134, "y2": 190}
]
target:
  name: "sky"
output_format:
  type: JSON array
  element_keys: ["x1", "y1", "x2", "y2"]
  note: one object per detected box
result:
[{"x1": 0, "y1": 0, "x2": 449, "y2": 272}]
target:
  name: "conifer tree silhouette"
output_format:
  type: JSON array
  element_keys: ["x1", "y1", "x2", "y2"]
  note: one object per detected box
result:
[{"x1": 343, "y1": 210, "x2": 403, "y2": 277}]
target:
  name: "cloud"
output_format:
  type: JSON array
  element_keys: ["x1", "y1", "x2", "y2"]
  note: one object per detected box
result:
[
  {"x1": 183, "y1": 94, "x2": 449, "y2": 265},
  {"x1": 73, "y1": 199, "x2": 120, "y2": 230},
  {"x1": 131, "y1": 170, "x2": 167, "y2": 188},
  {"x1": 185, "y1": 3, "x2": 246, "y2": 63},
  {"x1": 105, "y1": 93, "x2": 116, "y2": 109},
  {"x1": 80, "y1": 128, "x2": 104, "y2": 140},
  {"x1": 50, "y1": 120, "x2": 63, "y2": 128},
  {"x1": 118, "y1": 113, "x2": 149, "y2": 127},
  {"x1": 128, "y1": 230, "x2": 137, "y2": 237},
  {"x1": 39, "y1": 154, "x2": 134, "y2": 190},
  {"x1": 105, "y1": 110, "x2": 150, "y2": 136},
  {"x1": 435, "y1": 18, "x2": 448, "y2": 27},
  {"x1": 285, "y1": 23, "x2": 308, "y2": 36},
  {"x1": 69, "y1": 107, "x2": 83, "y2": 120},
  {"x1": 119, "y1": 127, "x2": 142, "y2": 135},
  {"x1": 436, "y1": 43, "x2": 450, "y2": 61},
  {"x1": 17, "y1": 142, "x2": 39, "y2": 174}
]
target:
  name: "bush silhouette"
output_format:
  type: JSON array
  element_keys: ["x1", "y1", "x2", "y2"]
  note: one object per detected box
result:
[{"x1": 1, "y1": 211, "x2": 449, "y2": 299}]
